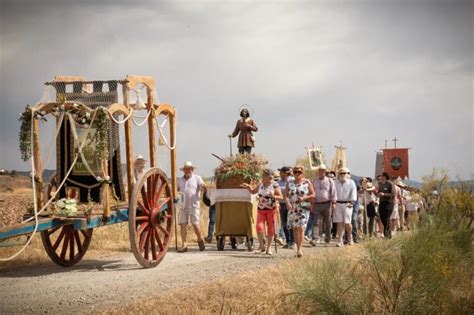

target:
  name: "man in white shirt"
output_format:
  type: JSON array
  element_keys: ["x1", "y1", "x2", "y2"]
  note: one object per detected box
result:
[
  {"x1": 333, "y1": 167, "x2": 357, "y2": 247},
  {"x1": 177, "y1": 161, "x2": 206, "y2": 252}
]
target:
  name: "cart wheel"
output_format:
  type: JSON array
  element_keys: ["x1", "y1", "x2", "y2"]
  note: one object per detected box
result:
[
  {"x1": 217, "y1": 236, "x2": 225, "y2": 251},
  {"x1": 246, "y1": 237, "x2": 254, "y2": 252},
  {"x1": 129, "y1": 167, "x2": 173, "y2": 268},
  {"x1": 230, "y1": 237, "x2": 237, "y2": 250},
  {"x1": 41, "y1": 225, "x2": 93, "y2": 267}
]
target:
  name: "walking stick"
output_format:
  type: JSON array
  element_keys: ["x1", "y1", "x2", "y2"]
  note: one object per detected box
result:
[
  {"x1": 363, "y1": 190, "x2": 368, "y2": 236},
  {"x1": 274, "y1": 210, "x2": 278, "y2": 254}
]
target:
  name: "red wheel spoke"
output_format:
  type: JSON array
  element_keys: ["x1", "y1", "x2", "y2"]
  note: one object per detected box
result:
[
  {"x1": 60, "y1": 230, "x2": 70, "y2": 260},
  {"x1": 153, "y1": 197, "x2": 171, "y2": 213},
  {"x1": 154, "y1": 227, "x2": 164, "y2": 251},
  {"x1": 153, "y1": 181, "x2": 166, "y2": 206},
  {"x1": 74, "y1": 230, "x2": 83, "y2": 253},
  {"x1": 52, "y1": 228, "x2": 67, "y2": 251},
  {"x1": 69, "y1": 230, "x2": 75, "y2": 261},
  {"x1": 150, "y1": 227, "x2": 157, "y2": 260},
  {"x1": 42, "y1": 227, "x2": 92, "y2": 267},
  {"x1": 147, "y1": 176, "x2": 155, "y2": 207},
  {"x1": 144, "y1": 228, "x2": 151, "y2": 260},
  {"x1": 150, "y1": 175, "x2": 160, "y2": 207},
  {"x1": 157, "y1": 224, "x2": 170, "y2": 237},
  {"x1": 140, "y1": 186, "x2": 150, "y2": 210},
  {"x1": 137, "y1": 223, "x2": 149, "y2": 250},
  {"x1": 137, "y1": 201, "x2": 150, "y2": 216},
  {"x1": 136, "y1": 216, "x2": 148, "y2": 222}
]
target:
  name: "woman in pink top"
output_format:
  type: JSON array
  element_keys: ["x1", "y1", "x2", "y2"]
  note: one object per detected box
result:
[{"x1": 242, "y1": 169, "x2": 282, "y2": 255}]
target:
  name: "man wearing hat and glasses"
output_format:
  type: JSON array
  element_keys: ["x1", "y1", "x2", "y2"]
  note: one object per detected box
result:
[
  {"x1": 177, "y1": 161, "x2": 206, "y2": 252},
  {"x1": 310, "y1": 164, "x2": 336, "y2": 246},
  {"x1": 333, "y1": 167, "x2": 357, "y2": 247}
]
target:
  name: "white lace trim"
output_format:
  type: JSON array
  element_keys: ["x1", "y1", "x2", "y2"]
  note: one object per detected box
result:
[{"x1": 208, "y1": 188, "x2": 257, "y2": 203}]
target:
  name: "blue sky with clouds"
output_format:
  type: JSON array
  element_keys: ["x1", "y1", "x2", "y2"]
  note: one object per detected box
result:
[{"x1": 1, "y1": 0, "x2": 472, "y2": 180}]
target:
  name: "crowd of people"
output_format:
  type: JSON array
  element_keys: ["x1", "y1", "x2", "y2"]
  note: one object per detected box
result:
[{"x1": 167, "y1": 159, "x2": 426, "y2": 257}]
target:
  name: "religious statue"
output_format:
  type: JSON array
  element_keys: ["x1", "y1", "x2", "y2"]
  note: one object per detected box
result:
[{"x1": 228, "y1": 107, "x2": 258, "y2": 154}]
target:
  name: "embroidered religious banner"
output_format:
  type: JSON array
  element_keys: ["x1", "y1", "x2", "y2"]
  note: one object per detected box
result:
[
  {"x1": 383, "y1": 148, "x2": 409, "y2": 179},
  {"x1": 307, "y1": 146, "x2": 325, "y2": 170}
]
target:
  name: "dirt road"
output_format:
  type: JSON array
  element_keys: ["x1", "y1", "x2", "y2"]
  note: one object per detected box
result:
[{"x1": 0, "y1": 241, "x2": 341, "y2": 314}]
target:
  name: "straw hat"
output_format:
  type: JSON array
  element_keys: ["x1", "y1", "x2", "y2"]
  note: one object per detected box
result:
[
  {"x1": 317, "y1": 164, "x2": 327, "y2": 170},
  {"x1": 180, "y1": 161, "x2": 195, "y2": 171},
  {"x1": 396, "y1": 180, "x2": 407, "y2": 188},
  {"x1": 338, "y1": 167, "x2": 350, "y2": 174},
  {"x1": 134, "y1": 155, "x2": 146, "y2": 162},
  {"x1": 366, "y1": 182, "x2": 376, "y2": 191}
]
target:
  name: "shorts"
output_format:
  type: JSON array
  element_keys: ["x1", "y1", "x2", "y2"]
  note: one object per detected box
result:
[
  {"x1": 256, "y1": 209, "x2": 275, "y2": 235},
  {"x1": 333, "y1": 203, "x2": 353, "y2": 224},
  {"x1": 178, "y1": 207, "x2": 200, "y2": 225},
  {"x1": 390, "y1": 204, "x2": 400, "y2": 219}
]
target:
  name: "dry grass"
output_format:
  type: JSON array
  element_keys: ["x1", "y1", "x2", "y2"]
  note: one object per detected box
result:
[{"x1": 101, "y1": 247, "x2": 360, "y2": 315}]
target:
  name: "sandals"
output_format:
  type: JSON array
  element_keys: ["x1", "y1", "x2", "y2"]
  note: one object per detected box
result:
[
  {"x1": 198, "y1": 240, "x2": 206, "y2": 251},
  {"x1": 177, "y1": 246, "x2": 188, "y2": 253}
]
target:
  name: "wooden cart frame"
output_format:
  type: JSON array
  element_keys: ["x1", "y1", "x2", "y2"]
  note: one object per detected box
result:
[{"x1": 0, "y1": 75, "x2": 178, "y2": 268}]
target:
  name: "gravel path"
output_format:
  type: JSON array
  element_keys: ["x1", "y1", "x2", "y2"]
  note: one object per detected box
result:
[{"x1": 0, "y1": 240, "x2": 345, "y2": 314}]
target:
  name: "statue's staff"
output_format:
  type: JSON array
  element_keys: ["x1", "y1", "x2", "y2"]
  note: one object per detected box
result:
[{"x1": 228, "y1": 134, "x2": 233, "y2": 156}]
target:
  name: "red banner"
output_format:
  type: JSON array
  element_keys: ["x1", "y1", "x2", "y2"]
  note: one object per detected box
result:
[{"x1": 383, "y1": 148, "x2": 409, "y2": 179}]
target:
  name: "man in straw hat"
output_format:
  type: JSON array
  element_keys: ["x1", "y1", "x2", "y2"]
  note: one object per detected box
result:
[
  {"x1": 134, "y1": 155, "x2": 147, "y2": 180},
  {"x1": 310, "y1": 164, "x2": 336, "y2": 246},
  {"x1": 177, "y1": 161, "x2": 206, "y2": 252},
  {"x1": 333, "y1": 167, "x2": 357, "y2": 247}
]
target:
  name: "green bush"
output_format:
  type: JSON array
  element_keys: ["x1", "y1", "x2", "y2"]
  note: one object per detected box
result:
[
  {"x1": 286, "y1": 253, "x2": 372, "y2": 314},
  {"x1": 287, "y1": 171, "x2": 473, "y2": 314}
]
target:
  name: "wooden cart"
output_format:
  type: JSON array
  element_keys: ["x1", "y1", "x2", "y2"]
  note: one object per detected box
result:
[{"x1": 0, "y1": 75, "x2": 177, "y2": 268}]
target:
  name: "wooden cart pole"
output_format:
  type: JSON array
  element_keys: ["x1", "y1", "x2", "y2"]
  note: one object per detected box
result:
[
  {"x1": 170, "y1": 111, "x2": 178, "y2": 251},
  {"x1": 32, "y1": 116, "x2": 44, "y2": 209},
  {"x1": 123, "y1": 84, "x2": 134, "y2": 201},
  {"x1": 170, "y1": 111, "x2": 177, "y2": 198},
  {"x1": 147, "y1": 88, "x2": 156, "y2": 168}
]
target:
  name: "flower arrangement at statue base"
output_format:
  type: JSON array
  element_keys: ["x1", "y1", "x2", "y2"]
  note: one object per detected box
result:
[
  {"x1": 54, "y1": 198, "x2": 78, "y2": 217},
  {"x1": 214, "y1": 154, "x2": 268, "y2": 189}
]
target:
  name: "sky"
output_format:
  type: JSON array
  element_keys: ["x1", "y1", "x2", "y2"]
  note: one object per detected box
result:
[{"x1": 0, "y1": 0, "x2": 472, "y2": 181}]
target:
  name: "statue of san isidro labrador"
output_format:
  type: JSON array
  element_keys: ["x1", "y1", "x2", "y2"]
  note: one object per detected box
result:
[{"x1": 228, "y1": 107, "x2": 258, "y2": 154}]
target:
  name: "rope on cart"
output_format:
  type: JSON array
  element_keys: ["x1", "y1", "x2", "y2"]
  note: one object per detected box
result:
[
  {"x1": 155, "y1": 111, "x2": 177, "y2": 150},
  {"x1": 131, "y1": 108, "x2": 152, "y2": 126},
  {"x1": 108, "y1": 108, "x2": 134, "y2": 125},
  {"x1": 1, "y1": 109, "x2": 99, "y2": 261}
]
